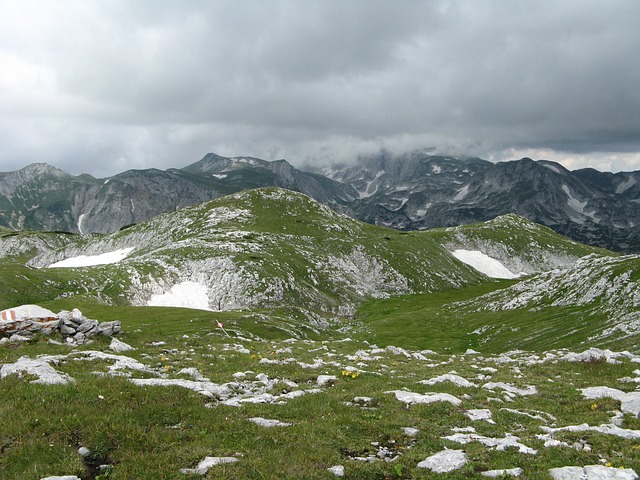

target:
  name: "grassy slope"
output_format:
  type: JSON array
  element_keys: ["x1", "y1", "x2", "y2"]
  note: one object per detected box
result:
[
  {"x1": 357, "y1": 215, "x2": 637, "y2": 354},
  {"x1": 354, "y1": 281, "x2": 519, "y2": 353},
  {"x1": 356, "y1": 280, "x2": 640, "y2": 355},
  {"x1": 1, "y1": 188, "x2": 636, "y2": 354},
  {"x1": 1, "y1": 311, "x2": 639, "y2": 479}
]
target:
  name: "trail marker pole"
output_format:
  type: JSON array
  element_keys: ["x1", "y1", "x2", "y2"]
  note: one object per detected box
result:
[{"x1": 217, "y1": 321, "x2": 230, "y2": 337}]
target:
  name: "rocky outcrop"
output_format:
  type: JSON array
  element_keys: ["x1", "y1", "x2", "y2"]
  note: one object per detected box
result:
[{"x1": 0, "y1": 305, "x2": 121, "y2": 344}]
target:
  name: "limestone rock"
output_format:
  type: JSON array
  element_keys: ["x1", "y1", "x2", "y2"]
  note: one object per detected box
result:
[
  {"x1": 99, "y1": 321, "x2": 122, "y2": 336},
  {"x1": 109, "y1": 338, "x2": 135, "y2": 353}
]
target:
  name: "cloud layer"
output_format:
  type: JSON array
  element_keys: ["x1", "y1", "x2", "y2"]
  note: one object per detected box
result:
[{"x1": 1, "y1": 0, "x2": 640, "y2": 176}]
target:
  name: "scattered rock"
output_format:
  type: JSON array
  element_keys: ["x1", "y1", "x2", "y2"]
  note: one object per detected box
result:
[
  {"x1": 541, "y1": 423, "x2": 640, "y2": 440},
  {"x1": 317, "y1": 375, "x2": 337, "y2": 386},
  {"x1": 385, "y1": 345, "x2": 412, "y2": 357},
  {"x1": 177, "y1": 367, "x2": 208, "y2": 381},
  {"x1": 465, "y1": 408, "x2": 495, "y2": 423},
  {"x1": 419, "y1": 373, "x2": 476, "y2": 388},
  {"x1": 417, "y1": 449, "x2": 467, "y2": 473},
  {"x1": 40, "y1": 476, "x2": 81, "y2": 480},
  {"x1": 482, "y1": 467, "x2": 523, "y2": 477},
  {"x1": 0, "y1": 356, "x2": 74, "y2": 385},
  {"x1": 352, "y1": 396, "x2": 373, "y2": 406},
  {"x1": 109, "y1": 338, "x2": 135, "y2": 353},
  {"x1": 131, "y1": 378, "x2": 232, "y2": 399},
  {"x1": 482, "y1": 381, "x2": 538, "y2": 396},
  {"x1": 9, "y1": 334, "x2": 31, "y2": 342},
  {"x1": 77, "y1": 446, "x2": 91, "y2": 458},
  {"x1": 582, "y1": 386, "x2": 640, "y2": 417},
  {"x1": 549, "y1": 465, "x2": 638, "y2": 480},
  {"x1": 248, "y1": 417, "x2": 293, "y2": 427},
  {"x1": 443, "y1": 432, "x2": 537, "y2": 455},
  {"x1": 386, "y1": 390, "x2": 462, "y2": 406},
  {"x1": 327, "y1": 465, "x2": 345, "y2": 477},
  {"x1": 180, "y1": 456, "x2": 238, "y2": 475}
]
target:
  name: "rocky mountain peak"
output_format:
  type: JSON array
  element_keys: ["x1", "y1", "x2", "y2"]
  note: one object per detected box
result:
[{"x1": 6, "y1": 162, "x2": 68, "y2": 180}]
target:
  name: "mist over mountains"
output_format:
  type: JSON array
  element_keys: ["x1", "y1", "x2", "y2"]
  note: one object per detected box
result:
[{"x1": 1, "y1": 150, "x2": 638, "y2": 252}]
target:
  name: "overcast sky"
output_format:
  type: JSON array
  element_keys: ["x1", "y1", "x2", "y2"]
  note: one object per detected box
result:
[{"x1": 1, "y1": 0, "x2": 640, "y2": 177}]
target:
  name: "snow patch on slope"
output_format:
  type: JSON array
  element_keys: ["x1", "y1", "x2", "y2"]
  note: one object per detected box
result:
[
  {"x1": 131, "y1": 257, "x2": 260, "y2": 312},
  {"x1": 48, "y1": 247, "x2": 135, "y2": 268},
  {"x1": 451, "y1": 249, "x2": 521, "y2": 279},
  {"x1": 616, "y1": 176, "x2": 637, "y2": 194},
  {"x1": 453, "y1": 184, "x2": 470, "y2": 201},
  {"x1": 147, "y1": 281, "x2": 211, "y2": 310},
  {"x1": 358, "y1": 171, "x2": 385, "y2": 199},
  {"x1": 542, "y1": 163, "x2": 562, "y2": 174},
  {"x1": 562, "y1": 185, "x2": 599, "y2": 222}
]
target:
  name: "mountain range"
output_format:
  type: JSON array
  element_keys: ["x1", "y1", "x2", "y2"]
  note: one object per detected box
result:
[{"x1": 1, "y1": 150, "x2": 639, "y2": 252}]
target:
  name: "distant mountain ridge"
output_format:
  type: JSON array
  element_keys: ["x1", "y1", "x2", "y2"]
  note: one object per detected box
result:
[
  {"x1": 322, "y1": 150, "x2": 640, "y2": 252},
  {"x1": 1, "y1": 150, "x2": 639, "y2": 252}
]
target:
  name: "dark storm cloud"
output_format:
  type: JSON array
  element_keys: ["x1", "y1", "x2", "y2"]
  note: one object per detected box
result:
[{"x1": 1, "y1": 0, "x2": 640, "y2": 176}]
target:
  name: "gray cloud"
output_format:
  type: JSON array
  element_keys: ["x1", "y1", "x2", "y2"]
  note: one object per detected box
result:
[{"x1": 1, "y1": 0, "x2": 640, "y2": 176}]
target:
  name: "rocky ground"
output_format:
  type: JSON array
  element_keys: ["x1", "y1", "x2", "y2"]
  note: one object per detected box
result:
[{"x1": 2, "y1": 325, "x2": 639, "y2": 479}]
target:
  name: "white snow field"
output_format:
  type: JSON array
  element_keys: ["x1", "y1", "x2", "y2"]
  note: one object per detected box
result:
[
  {"x1": 147, "y1": 281, "x2": 211, "y2": 310},
  {"x1": 47, "y1": 247, "x2": 135, "y2": 268},
  {"x1": 451, "y1": 249, "x2": 522, "y2": 279}
]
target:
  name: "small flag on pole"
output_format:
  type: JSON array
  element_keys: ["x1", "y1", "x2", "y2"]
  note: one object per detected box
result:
[{"x1": 216, "y1": 321, "x2": 230, "y2": 337}]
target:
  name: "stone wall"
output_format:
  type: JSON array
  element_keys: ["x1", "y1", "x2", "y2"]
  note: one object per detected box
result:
[{"x1": 0, "y1": 307, "x2": 121, "y2": 344}]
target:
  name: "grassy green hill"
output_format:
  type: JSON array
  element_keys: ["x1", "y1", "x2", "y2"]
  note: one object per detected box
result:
[
  {"x1": 1, "y1": 187, "x2": 634, "y2": 350},
  {"x1": 3, "y1": 188, "x2": 491, "y2": 332},
  {"x1": 426, "y1": 213, "x2": 613, "y2": 274}
]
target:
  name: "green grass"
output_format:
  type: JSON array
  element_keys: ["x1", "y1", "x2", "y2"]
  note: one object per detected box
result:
[
  {"x1": 2, "y1": 311, "x2": 640, "y2": 479},
  {"x1": 353, "y1": 281, "x2": 518, "y2": 352},
  {"x1": 356, "y1": 288, "x2": 640, "y2": 355}
]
